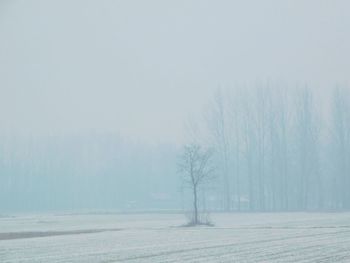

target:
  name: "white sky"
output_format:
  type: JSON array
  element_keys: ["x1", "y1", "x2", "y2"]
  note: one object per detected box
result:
[{"x1": 0, "y1": 0, "x2": 349, "y2": 144}]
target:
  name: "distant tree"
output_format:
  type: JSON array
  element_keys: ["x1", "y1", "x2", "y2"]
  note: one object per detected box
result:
[
  {"x1": 293, "y1": 88, "x2": 318, "y2": 209},
  {"x1": 178, "y1": 144, "x2": 215, "y2": 225},
  {"x1": 207, "y1": 89, "x2": 231, "y2": 211},
  {"x1": 330, "y1": 87, "x2": 350, "y2": 209}
]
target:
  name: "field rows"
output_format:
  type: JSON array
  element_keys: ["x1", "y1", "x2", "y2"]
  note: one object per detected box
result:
[{"x1": 1, "y1": 213, "x2": 350, "y2": 262}]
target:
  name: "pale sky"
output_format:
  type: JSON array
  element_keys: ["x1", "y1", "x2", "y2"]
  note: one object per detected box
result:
[{"x1": 1, "y1": 0, "x2": 349, "y2": 144}]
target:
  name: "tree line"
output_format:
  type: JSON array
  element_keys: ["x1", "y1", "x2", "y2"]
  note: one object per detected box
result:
[
  {"x1": 1, "y1": 85, "x2": 350, "y2": 213},
  {"x1": 0, "y1": 135, "x2": 179, "y2": 212},
  {"x1": 180, "y1": 85, "x2": 350, "y2": 212}
]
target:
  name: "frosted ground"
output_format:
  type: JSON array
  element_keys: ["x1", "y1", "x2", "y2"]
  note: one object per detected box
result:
[{"x1": 1, "y1": 212, "x2": 350, "y2": 262}]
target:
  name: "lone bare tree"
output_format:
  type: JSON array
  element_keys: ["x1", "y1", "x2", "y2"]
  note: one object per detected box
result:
[{"x1": 178, "y1": 144, "x2": 215, "y2": 225}]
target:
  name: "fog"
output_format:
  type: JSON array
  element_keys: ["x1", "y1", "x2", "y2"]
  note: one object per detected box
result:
[
  {"x1": 1, "y1": 0, "x2": 350, "y2": 213},
  {"x1": 1, "y1": 0, "x2": 349, "y2": 142}
]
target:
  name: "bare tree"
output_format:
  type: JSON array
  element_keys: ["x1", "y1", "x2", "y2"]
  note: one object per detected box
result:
[
  {"x1": 330, "y1": 87, "x2": 350, "y2": 209},
  {"x1": 178, "y1": 144, "x2": 215, "y2": 225},
  {"x1": 207, "y1": 89, "x2": 231, "y2": 211},
  {"x1": 227, "y1": 89, "x2": 243, "y2": 211}
]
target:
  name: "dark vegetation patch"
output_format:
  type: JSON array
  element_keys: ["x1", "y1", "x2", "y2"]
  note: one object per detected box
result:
[{"x1": 0, "y1": 228, "x2": 121, "y2": 241}]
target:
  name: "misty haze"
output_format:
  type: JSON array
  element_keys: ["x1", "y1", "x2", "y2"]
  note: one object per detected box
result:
[{"x1": 1, "y1": 1, "x2": 350, "y2": 262}]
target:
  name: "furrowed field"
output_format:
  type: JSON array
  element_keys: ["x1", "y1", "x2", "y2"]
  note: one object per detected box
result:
[{"x1": 1, "y1": 212, "x2": 350, "y2": 262}]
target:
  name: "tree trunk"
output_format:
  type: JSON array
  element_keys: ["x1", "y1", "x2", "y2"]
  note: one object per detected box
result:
[{"x1": 193, "y1": 186, "x2": 198, "y2": 224}]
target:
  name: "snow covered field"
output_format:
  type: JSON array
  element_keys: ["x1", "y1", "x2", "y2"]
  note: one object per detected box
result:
[{"x1": 1, "y1": 212, "x2": 350, "y2": 262}]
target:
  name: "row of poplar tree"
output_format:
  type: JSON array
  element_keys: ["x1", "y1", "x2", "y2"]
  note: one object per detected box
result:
[{"x1": 191, "y1": 85, "x2": 350, "y2": 211}]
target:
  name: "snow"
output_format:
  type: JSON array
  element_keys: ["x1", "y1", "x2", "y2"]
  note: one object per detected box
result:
[{"x1": 1, "y1": 212, "x2": 350, "y2": 262}]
